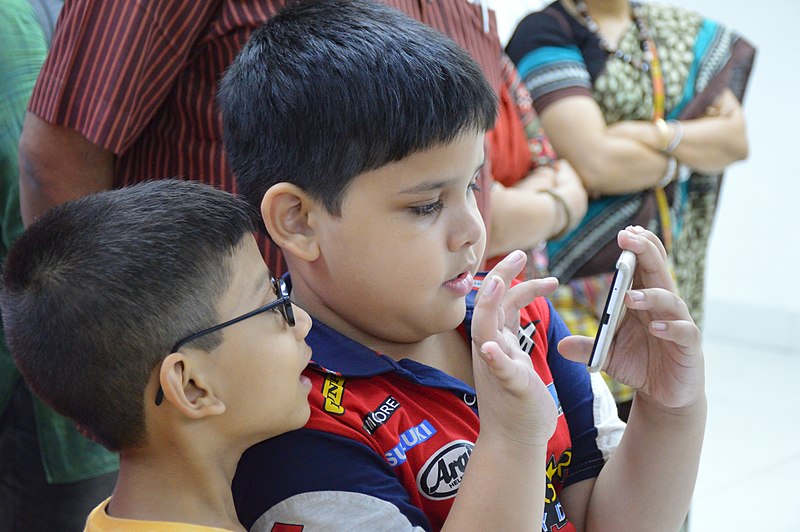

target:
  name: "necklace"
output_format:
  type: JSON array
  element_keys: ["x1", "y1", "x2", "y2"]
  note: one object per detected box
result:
[
  {"x1": 573, "y1": 0, "x2": 674, "y2": 250},
  {"x1": 574, "y1": 0, "x2": 653, "y2": 73}
]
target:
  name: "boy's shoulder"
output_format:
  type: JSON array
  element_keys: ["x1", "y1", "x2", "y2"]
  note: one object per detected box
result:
[{"x1": 85, "y1": 497, "x2": 233, "y2": 531}]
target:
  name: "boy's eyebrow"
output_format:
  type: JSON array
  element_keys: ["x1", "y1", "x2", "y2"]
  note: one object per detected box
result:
[{"x1": 399, "y1": 160, "x2": 486, "y2": 195}]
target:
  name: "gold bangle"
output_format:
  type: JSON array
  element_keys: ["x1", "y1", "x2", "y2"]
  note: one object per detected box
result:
[
  {"x1": 654, "y1": 118, "x2": 671, "y2": 152},
  {"x1": 541, "y1": 189, "x2": 572, "y2": 240}
]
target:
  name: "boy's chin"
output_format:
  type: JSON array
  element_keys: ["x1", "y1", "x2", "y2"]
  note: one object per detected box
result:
[
  {"x1": 390, "y1": 309, "x2": 466, "y2": 343},
  {"x1": 436, "y1": 304, "x2": 468, "y2": 331}
]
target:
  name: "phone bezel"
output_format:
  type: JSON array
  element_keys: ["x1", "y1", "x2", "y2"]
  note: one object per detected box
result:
[{"x1": 587, "y1": 250, "x2": 637, "y2": 373}]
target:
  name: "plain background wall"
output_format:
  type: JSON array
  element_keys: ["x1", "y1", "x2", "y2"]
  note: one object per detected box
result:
[{"x1": 490, "y1": 0, "x2": 800, "y2": 353}]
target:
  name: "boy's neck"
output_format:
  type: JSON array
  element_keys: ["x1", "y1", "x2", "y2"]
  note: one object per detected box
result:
[
  {"x1": 108, "y1": 442, "x2": 246, "y2": 530},
  {"x1": 396, "y1": 329, "x2": 476, "y2": 388}
]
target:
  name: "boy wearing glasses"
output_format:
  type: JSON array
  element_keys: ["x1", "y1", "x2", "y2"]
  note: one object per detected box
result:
[
  {"x1": 0, "y1": 180, "x2": 569, "y2": 530},
  {"x1": 221, "y1": 1, "x2": 707, "y2": 531},
  {"x1": 0, "y1": 180, "x2": 313, "y2": 530}
]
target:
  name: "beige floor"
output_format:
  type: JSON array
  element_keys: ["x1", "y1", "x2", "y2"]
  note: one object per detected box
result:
[{"x1": 687, "y1": 336, "x2": 800, "y2": 531}]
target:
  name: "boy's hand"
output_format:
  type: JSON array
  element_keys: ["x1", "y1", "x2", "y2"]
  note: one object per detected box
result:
[
  {"x1": 471, "y1": 250, "x2": 560, "y2": 446},
  {"x1": 559, "y1": 227, "x2": 705, "y2": 410}
]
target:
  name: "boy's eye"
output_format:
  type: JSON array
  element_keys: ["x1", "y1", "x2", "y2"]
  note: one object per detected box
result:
[
  {"x1": 468, "y1": 180, "x2": 481, "y2": 193},
  {"x1": 409, "y1": 199, "x2": 444, "y2": 216}
]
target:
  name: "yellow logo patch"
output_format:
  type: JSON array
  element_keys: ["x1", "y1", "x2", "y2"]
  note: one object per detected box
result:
[{"x1": 322, "y1": 375, "x2": 346, "y2": 415}]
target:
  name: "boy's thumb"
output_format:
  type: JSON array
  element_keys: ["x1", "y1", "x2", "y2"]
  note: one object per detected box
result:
[{"x1": 556, "y1": 336, "x2": 594, "y2": 365}]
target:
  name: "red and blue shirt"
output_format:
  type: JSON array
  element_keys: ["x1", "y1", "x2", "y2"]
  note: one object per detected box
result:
[{"x1": 233, "y1": 278, "x2": 623, "y2": 531}]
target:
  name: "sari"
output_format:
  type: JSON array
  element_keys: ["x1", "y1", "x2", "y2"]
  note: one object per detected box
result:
[
  {"x1": 506, "y1": 1, "x2": 755, "y2": 402},
  {"x1": 506, "y1": 1, "x2": 755, "y2": 327}
]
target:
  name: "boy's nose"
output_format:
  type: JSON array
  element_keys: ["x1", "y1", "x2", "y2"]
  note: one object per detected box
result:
[
  {"x1": 448, "y1": 203, "x2": 485, "y2": 252},
  {"x1": 292, "y1": 303, "x2": 313, "y2": 339}
]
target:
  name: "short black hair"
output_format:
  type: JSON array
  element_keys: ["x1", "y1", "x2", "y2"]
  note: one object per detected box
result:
[
  {"x1": 1, "y1": 180, "x2": 257, "y2": 451},
  {"x1": 219, "y1": 0, "x2": 496, "y2": 218}
]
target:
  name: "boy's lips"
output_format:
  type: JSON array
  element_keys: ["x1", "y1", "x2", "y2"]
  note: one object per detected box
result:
[
  {"x1": 299, "y1": 348, "x2": 313, "y2": 389},
  {"x1": 443, "y1": 271, "x2": 474, "y2": 297}
]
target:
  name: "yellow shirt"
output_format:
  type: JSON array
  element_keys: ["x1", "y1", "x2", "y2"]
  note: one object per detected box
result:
[{"x1": 85, "y1": 497, "x2": 235, "y2": 531}]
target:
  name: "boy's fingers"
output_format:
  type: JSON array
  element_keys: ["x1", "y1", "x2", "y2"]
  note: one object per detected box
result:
[
  {"x1": 504, "y1": 277, "x2": 559, "y2": 313},
  {"x1": 626, "y1": 225, "x2": 667, "y2": 260},
  {"x1": 471, "y1": 275, "x2": 505, "y2": 345},
  {"x1": 617, "y1": 227, "x2": 675, "y2": 292},
  {"x1": 478, "y1": 342, "x2": 527, "y2": 393},
  {"x1": 649, "y1": 320, "x2": 703, "y2": 355},
  {"x1": 625, "y1": 288, "x2": 692, "y2": 322},
  {"x1": 556, "y1": 335, "x2": 594, "y2": 366},
  {"x1": 478, "y1": 250, "x2": 526, "y2": 297}
]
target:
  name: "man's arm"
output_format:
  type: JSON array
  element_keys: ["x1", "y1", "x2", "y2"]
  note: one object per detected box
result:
[{"x1": 18, "y1": 112, "x2": 114, "y2": 226}]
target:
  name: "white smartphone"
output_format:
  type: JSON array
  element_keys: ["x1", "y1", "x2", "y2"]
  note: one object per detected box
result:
[{"x1": 587, "y1": 250, "x2": 637, "y2": 373}]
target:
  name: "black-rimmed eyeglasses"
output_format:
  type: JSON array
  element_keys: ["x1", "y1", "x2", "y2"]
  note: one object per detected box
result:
[{"x1": 154, "y1": 276, "x2": 294, "y2": 406}]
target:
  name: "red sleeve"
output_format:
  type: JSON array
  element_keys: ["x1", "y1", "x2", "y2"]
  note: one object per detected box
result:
[{"x1": 28, "y1": 0, "x2": 222, "y2": 154}]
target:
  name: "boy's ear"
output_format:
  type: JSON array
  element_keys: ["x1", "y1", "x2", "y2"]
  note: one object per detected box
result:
[
  {"x1": 260, "y1": 183, "x2": 321, "y2": 262},
  {"x1": 159, "y1": 353, "x2": 226, "y2": 419}
]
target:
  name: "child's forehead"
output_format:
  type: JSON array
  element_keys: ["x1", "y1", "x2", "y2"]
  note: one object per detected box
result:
[{"x1": 347, "y1": 133, "x2": 486, "y2": 191}]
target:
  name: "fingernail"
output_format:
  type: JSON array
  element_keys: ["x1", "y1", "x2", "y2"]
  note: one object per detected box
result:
[
  {"x1": 651, "y1": 321, "x2": 667, "y2": 331},
  {"x1": 628, "y1": 290, "x2": 644, "y2": 301},
  {"x1": 505, "y1": 250, "x2": 525, "y2": 264},
  {"x1": 483, "y1": 276, "x2": 499, "y2": 295}
]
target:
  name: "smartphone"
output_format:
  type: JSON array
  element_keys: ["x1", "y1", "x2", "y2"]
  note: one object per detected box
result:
[{"x1": 587, "y1": 250, "x2": 637, "y2": 373}]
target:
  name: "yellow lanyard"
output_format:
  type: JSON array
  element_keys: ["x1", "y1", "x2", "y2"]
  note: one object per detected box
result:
[{"x1": 647, "y1": 35, "x2": 673, "y2": 253}]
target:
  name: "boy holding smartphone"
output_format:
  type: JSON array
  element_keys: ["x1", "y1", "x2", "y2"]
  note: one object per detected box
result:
[{"x1": 222, "y1": 1, "x2": 707, "y2": 530}]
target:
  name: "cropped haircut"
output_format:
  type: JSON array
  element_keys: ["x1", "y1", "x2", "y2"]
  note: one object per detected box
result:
[
  {"x1": 219, "y1": 0, "x2": 497, "y2": 218},
  {"x1": 1, "y1": 180, "x2": 257, "y2": 452}
]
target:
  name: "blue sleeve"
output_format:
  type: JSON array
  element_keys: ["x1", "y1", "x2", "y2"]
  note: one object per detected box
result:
[
  {"x1": 545, "y1": 299, "x2": 607, "y2": 486},
  {"x1": 233, "y1": 428, "x2": 431, "y2": 530}
]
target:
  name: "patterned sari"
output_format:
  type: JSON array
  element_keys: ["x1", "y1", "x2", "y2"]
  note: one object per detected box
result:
[{"x1": 506, "y1": 1, "x2": 755, "y2": 401}]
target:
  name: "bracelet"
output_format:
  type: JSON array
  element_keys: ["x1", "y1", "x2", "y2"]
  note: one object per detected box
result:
[
  {"x1": 664, "y1": 120, "x2": 684, "y2": 154},
  {"x1": 658, "y1": 157, "x2": 678, "y2": 188},
  {"x1": 541, "y1": 189, "x2": 572, "y2": 240},
  {"x1": 654, "y1": 118, "x2": 671, "y2": 152}
]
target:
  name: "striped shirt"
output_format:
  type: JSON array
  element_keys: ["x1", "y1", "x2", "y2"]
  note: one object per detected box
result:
[{"x1": 28, "y1": 0, "x2": 501, "y2": 274}]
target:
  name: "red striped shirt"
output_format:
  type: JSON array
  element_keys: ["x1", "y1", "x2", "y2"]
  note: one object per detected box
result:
[{"x1": 29, "y1": 0, "x2": 501, "y2": 274}]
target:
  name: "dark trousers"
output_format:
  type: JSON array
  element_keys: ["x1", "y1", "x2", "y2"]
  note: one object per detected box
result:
[{"x1": 0, "y1": 382, "x2": 117, "y2": 531}]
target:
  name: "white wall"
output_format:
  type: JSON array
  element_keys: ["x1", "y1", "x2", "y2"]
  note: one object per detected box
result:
[{"x1": 491, "y1": 0, "x2": 800, "y2": 353}]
